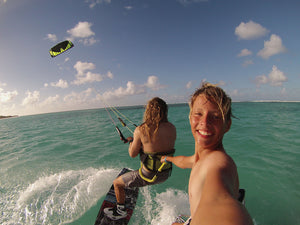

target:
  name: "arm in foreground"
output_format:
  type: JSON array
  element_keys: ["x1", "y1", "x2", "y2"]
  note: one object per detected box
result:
[
  {"x1": 161, "y1": 154, "x2": 195, "y2": 169},
  {"x1": 191, "y1": 199, "x2": 254, "y2": 225},
  {"x1": 190, "y1": 165, "x2": 254, "y2": 225}
]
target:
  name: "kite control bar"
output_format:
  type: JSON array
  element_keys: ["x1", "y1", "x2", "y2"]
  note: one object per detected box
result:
[
  {"x1": 101, "y1": 98, "x2": 135, "y2": 144},
  {"x1": 116, "y1": 126, "x2": 134, "y2": 144},
  {"x1": 115, "y1": 126, "x2": 128, "y2": 143}
]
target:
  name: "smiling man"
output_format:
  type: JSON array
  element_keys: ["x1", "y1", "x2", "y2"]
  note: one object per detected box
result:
[{"x1": 161, "y1": 82, "x2": 253, "y2": 225}]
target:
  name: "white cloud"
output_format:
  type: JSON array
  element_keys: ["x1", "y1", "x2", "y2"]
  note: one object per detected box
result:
[
  {"x1": 242, "y1": 60, "x2": 254, "y2": 67},
  {"x1": 74, "y1": 61, "x2": 96, "y2": 75},
  {"x1": 257, "y1": 34, "x2": 286, "y2": 59},
  {"x1": 73, "y1": 61, "x2": 113, "y2": 85},
  {"x1": 107, "y1": 71, "x2": 114, "y2": 79},
  {"x1": 79, "y1": 37, "x2": 99, "y2": 46},
  {"x1": 238, "y1": 48, "x2": 252, "y2": 57},
  {"x1": 67, "y1": 21, "x2": 98, "y2": 46},
  {"x1": 86, "y1": 0, "x2": 111, "y2": 9},
  {"x1": 50, "y1": 79, "x2": 69, "y2": 88},
  {"x1": 67, "y1": 21, "x2": 95, "y2": 38},
  {"x1": 0, "y1": 82, "x2": 7, "y2": 87},
  {"x1": 235, "y1": 21, "x2": 269, "y2": 40},
  {"x1": 0, "y1": 104, "x2": 16, "y2": 116},
  {"x1": 177, "y1": 0, "x2": 209, "y2": 6},
  {"x1": 100, "y1": 75, "x2": 164, "y2": 100},
  {"x1": 268, "y1": 65, "x2": 288, "y2": 86},
  {"x1": 74, "y1": 71, "x2": 104, "y2": 85},
  {"x1": 230, "y1": 89, "x2": 240, "y2": 97},
  {"x1": 46, "y1": 34, "x2": 57, "y2": 42},
  {"x1": 40, "y1": 95, "x2": 60, "y2": 106},
  {"x1": 22, "y1": 91, "x2": 40, "y2": 106},
  {"x1": 0, "y1": 89, "x2": 18, "y2": 103},
  {"x1": 186, "y1": 81, "x2": 192, "y2": 89},
  {"x1": 255, "y1": 74, "x2": 268, "y2": 86},
  {"x1": 216, "y1": 80, "x2": 226, "y2": 86},
  {"x1": 124, "y1": 6, "x2": 133, "y2": 10},
  {"x1": 101, "y1": 81, "x2": 145, "y2": 100},
  {"x1": 255, "y1": 65, "x2": 287, "y2": 87},
  {"x1": 63, "y1": 88, "x2": 93, "y2": 105},
  {"x1": 144, "y1": 75, "x2": 166, "y2": 91},
  {"x1": 0, "y1": 0, "x2": 7, "y2": 6}
]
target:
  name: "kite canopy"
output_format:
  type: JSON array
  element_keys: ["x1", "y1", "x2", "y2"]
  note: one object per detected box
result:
[{"x1": 49, "y1": 40, "x2": 74, "y2": 57}]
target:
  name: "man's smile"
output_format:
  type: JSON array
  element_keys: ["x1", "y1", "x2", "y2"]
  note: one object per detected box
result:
[{"x1": 197, "y1": 130, "x2": 213, "y2": 137}]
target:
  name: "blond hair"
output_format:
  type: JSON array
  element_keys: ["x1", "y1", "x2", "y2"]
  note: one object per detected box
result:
[
  {"x1": 189, "y1": 82, "x2": 232, "y2": 122},
  {"x1": 141, "y1": 97, "x2": 168, "y2": 141}
]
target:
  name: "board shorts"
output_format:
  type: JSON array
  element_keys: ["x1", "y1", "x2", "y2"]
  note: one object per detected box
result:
[{"x1": 122, "y1": 167, "x2": 170, "y2": 188}]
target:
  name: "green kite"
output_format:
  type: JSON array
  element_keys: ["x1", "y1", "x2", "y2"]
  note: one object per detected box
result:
[{"x1": 49, "y1": 40, "x2": 74, "y2": 58}]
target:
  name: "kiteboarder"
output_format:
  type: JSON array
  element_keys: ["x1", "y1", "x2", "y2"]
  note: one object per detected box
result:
[
  {"x1": 161, "y1": 83, "x2": 253, "y2": 225},
  {"x1": 104, "y1": 97, "x2": 176, "y2": 220}
]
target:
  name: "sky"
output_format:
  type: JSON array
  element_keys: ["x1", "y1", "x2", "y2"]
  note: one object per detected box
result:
[{"x1": 0, "y1": 0, "x2": 299, "y2": 116}]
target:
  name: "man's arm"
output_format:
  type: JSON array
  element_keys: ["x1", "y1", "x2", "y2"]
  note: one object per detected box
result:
[
  {"x1": 128, "y1": 127, "x2": 142, "y2": 158},
  {"x1": 191, "y1": 197, "x2": 254, "y2": 225},
  {"x1": 190, "y1": 156, "x2": 253, "y2": 225},
  {"x1": 161, "y1": 154, "x2": 195, "y2": 169}
]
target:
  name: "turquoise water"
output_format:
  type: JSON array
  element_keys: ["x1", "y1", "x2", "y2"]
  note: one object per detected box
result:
[{"x1": 0, "y1": 103, "x2": 299, "y2": 225}]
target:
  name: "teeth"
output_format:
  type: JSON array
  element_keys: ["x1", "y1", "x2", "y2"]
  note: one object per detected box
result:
[{"x1": 198, "y1": 130, "x2": 212, "y2": 136}]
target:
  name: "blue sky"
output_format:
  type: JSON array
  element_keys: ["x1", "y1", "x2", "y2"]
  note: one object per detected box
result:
[{"x1": 0, "y1": 0, "x2": 299, "y2": 115}]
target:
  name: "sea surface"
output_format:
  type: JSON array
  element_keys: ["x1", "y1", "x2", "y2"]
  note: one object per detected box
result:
[{"x1": 0, "y1": 103, "x2": 299, "y2": 225}]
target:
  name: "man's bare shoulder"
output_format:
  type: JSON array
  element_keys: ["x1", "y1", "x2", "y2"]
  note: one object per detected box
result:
[
  {"x1": 192, "y1": 150, "x2": 235, "y2": 181},
  {"x1": 134, "y1": 126, "x2": 142, "y2": 137},
  {"x1": 204, "y1": 150, "x2": 236, "y2": 169},
  {"x1": 160, "y1": 121, "x2": 176, "y2": 130},
  {"x1": 200, "y1": 150, "x2": 238, "y2": 188},
  {"x1": 158, "y1": 122, "x2": 176, "y2": 138}
]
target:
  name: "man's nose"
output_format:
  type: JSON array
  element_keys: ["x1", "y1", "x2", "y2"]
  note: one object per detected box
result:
[{"x1": 200, "y1": 114, "x2": 211, "y2": 126}]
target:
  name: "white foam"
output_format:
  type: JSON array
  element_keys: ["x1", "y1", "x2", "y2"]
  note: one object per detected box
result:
[
  {"x1": 4, "y1": 168, "x2": 190, "y2": 225},
  {"x1": 136, "y1": 187, "x2": 258, "y2": 225},
  {"x1": 151, "y1": 188, "x2": 190, "y2": 224},
  {"x1": 133, "y1": 187, "x2": 190, "y2": 225},
  {"x1": 6, "y1": 167, "x2": 118, "y2": 225}
]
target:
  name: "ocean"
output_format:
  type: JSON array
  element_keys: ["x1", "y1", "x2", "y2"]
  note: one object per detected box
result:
[{"x1": 0, "y1": 103, "x2": 299, "y2": 225}]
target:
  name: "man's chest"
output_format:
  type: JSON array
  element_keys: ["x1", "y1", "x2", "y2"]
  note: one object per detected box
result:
[{"x1": 188, "y1": 162, "x2": 207, "y2": 214}]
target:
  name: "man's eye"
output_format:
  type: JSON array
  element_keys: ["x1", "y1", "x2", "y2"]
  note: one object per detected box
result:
[{"x1": 213, "y1": 115, "x2": 222, "y2": 120}]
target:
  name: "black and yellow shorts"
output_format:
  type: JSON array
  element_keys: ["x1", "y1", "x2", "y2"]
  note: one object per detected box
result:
[{"x1": 122, "y1": 168, "x2": 170, "y2": 188}]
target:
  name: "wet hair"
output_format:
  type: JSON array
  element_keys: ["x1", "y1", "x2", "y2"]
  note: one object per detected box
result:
[
  {"x1": 141, "y1": 97, "x2": 168, "y2": 141},
  {"x1": 189, "y1": 82, "x2": 232, "y2": 122}
]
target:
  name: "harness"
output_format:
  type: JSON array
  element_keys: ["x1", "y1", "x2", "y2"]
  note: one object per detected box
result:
[{"x1": 139, "y1": 149, "x2": 175, "y2": 183}]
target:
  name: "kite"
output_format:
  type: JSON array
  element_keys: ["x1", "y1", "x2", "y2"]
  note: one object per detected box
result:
[{"x1": 49, "y1": 40, "x2": 74, "y2": 58}]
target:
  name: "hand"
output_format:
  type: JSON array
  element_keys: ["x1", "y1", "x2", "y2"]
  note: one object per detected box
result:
[
  {"x1": 161, "y1": 156, "x2": 167, "y2": 163},
  {"x1": 127, "y1": 136, "x2": 133, "y2": 143},
  {"x1": 121, "y1": 136, "x2": 133, "y2": 144}
]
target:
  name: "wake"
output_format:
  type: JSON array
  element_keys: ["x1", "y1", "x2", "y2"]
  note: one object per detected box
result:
[{"x1": 4, "y1": 167, "x2": 118, "y2": 225}]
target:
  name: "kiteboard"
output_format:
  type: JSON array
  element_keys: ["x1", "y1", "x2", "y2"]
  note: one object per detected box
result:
[{"x1": 94, "y1": 168, "x2": 139, "y2": 225}]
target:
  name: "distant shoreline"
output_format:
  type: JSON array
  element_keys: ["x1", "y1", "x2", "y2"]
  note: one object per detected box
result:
[{"x1": 0, "y1": 115, "x2": 18, "y2": 119}]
